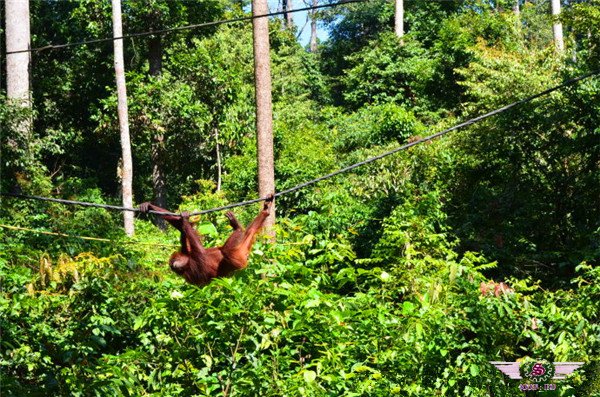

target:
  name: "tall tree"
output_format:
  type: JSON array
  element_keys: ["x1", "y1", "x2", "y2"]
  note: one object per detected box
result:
[
  {"x1": 5, "y1": 0, "x2": 31, "y2": 129},
  {"x1": 283, "y1": 0, "x2": 294, "y2": 29},
  {"x1": 5, "y1": 0, "x2": 38, "y2": 186},
  {"x1": 149, "y1": 47, "x2": 167, "y2": 230},
  {"x1": 395, "y1": 0, "x2": 404, "y2": 41},
  {"x1": 310, "y1": 0, "x2": 318, "y2": 52},
  {"x1": 122, "y1": 1, "x2": 225, "y2": 225},
  {"x1": 551, "y1": 0, "x2": 564, "y2": 52},
  {"x1": 112, "y1": 0, "x2": 134, "y2": 236},
  {"x1": 252, "y1": 0, "x2": 276, "y2": 233},
  {"x1": 147, "y1": 23, "x2": 167, "y2": 230}
]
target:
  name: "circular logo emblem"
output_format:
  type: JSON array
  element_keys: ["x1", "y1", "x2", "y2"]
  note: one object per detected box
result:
[{"x1": 520, "y1": 360, "x2": 555, "y2": 383}]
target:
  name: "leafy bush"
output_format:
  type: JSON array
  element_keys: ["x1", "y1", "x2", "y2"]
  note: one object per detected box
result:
[{"x1": 342, "y1": 33, "x2": 436, "y2": 110}]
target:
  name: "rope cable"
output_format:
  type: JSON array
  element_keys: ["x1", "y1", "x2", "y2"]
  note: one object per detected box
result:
[
  {"x1": 1, "y1": 69, "x2": 598, "y2": 216},
  {"x1": 0, "y1": 193, "x2": 174, "y2": 216},
  {"x1": 5, "y1": 0, "x2": 369, "y2": 55}
]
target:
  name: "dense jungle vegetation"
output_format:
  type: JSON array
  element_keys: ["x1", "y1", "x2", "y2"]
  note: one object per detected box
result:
[{"x1": 1, "y1": 0, "x2": 599, "y2": 395}]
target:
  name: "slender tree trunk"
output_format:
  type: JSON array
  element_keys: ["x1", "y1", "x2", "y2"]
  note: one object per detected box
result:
[
  {"x1": 513, "y1": 0, "x2": 521, "y2": 35},
  {"x1": 283, "y1": 0, "x2": 293, "y2": 29},
  {"x1": 309, "y1": 0, "x2": 318, "y2": 52},
  {"x1": 148, "y1": 35, "x2": 167, "y2": 230},
  {"x1": 150, "y1": 139, "x2": 167, "y2": 229},
  {"x1": 252, "y1": 0, "x2": 276, "y2": 235},
  {"x1": 551, "y1": 0, "x2": 564, "y2": 52},
  {"x1": 6, "y1": 0, "x2": 30, "y2": 105},
  {"x1": 150, "y1": 135, "x2": 167, "y2": 229},
  {"x1": 214, "y1": 126, "x2": 222, "y2": 192},
  {"x1": 394, "y1": 0, "x2": 404, "y2": 42},
  {"x1": 6, "y1": 0, "x2": 32, "y2": 140},
  {"x1": 148, "y1": 36, "x2": 162, "y2": 76},
  {"x1": 112, "y1": 0, "x2": 134, "y2": 236}
]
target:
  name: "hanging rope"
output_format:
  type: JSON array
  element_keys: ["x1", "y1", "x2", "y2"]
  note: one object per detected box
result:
[
  {"x1": 1, "y1": 69, "x2": 598, "y2": 216},
  {"x1": 5, "y1": 0, "x2": 370, "y2": 55},
  {"x1": 6, "y1": 0, "x2": 469, "y2": 56}
]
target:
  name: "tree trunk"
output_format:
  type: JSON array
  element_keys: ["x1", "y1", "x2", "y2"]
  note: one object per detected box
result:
[
  {"x1": 252, "y1": 0, "x2": 276, "y2": 235},
  {"x1": 148, "y1": 36, "x2": 162, "y2": 76},
  {"x1": 214, "y1": 126, "x2": 222, "y2": 192},
  {"x1": 151, "y1": 135, "x2": 167, "y2": 229},
  {"x1": 551, "y1": 0, "x2": 564, "y2": 52},
  {"x1": 513, "y1": 0, "x2": 520, "y2": 16},
  {"x1": 6, "y1": 0, "x2": 30, "y2": 105},
  {"x1": 309, "y1": 0, "x2": 318, "y2": 52},
  {"x1": 112, "y1": 0, "x2": 135, "y2": 236},
  {"x1": 282, "y1": 0, "x2": 293, "y2": 29},
  {"x1": 5, "y1": 0, "x2": 32, "y2": 159},
  {"x1": 394, "y1": 0, "x2": 404, "y2": 42},
  {"x1": 148, "y1": 35, "x2": 167, "y2": 230}
]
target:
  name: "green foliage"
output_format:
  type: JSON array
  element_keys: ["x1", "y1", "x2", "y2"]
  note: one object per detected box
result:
[
  {"x1": 334, "y1": 103, "x2": 424, "y2": 153},
  {"x1": 563, "y1": 0, "x2": 600, "y2": 69},
  {"x1": 2, "y1": 207, "x2": 599, "y2": 396},
  {"x1": 320, "y1": 0, "x2": 395, "y2": 87},
  {"x1": 456, "y1": 41, "x2": 559, "y2": 110},
  {"x1": 167, "y1": 25, "x2": 256, "y2": 145},
  {"x1": 2, "y1": 0, "x2": 600, "y2": 395},
  {"x1": 342, "y1": 33, "x2": 436, "y2": 110},
  {"x1": 223, "y1": 99, "x2": 338, "y2": 214},
  {"x1": 447, "y1": 44, "x2": 600, "y2": 281},
  {"x1": 0, "y1": 95, "x2": 51, "y2": 188},
  {"x1": 96, "y1": 70, "x2": 215, "y2": 199},
  {"x1": 271, "y1": 26, "x2": 331, "y2": 104}
]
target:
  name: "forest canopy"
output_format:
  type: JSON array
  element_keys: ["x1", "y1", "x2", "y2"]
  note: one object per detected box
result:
[{"x1": 1, "y1": 0, "x2": 599, "y2": 395}]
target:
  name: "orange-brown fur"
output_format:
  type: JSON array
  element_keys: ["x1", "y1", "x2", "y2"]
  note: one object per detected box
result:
[{"x1": 140, "y1": 195, "x2": 273, "y2": 286}]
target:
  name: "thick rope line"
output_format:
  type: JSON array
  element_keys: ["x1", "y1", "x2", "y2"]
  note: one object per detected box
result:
[
  {"x1": 5, "y1": 0, "x2": 369, "y2": 55},
  {"x1": 0, "y1": 193, "x2": 174, "y2": 216},
  {"x1": 272, "y1": 69, "x2": 600, "y2": 198},
  {"x1": 1, "y1": 69, "x2": 598, "y2": 216},
  {"x1": 193, "y1": 68, "x2": 600, "y2": 214}
]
